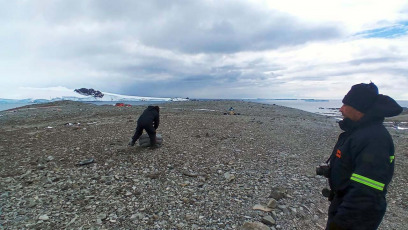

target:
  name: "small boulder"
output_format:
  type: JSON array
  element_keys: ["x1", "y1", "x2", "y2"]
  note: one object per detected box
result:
[
  {"x1": 241, "y1": 221, "x2": 270, "y2": 230},
  {"x1": 38, "y1": 214, "x2": 49, "y2": 221},
  {"x1": 224, "y1": 172, "x2": 236, "y2": 182},
  {"x1": 261, "y1": 216, "x2": 276, "y2": 226},
  {"x1": 139, "y1": 134, "x2": 163, "y2": 147},
  {"x1": 252, "y1": 204, "x2": 272, "y2": 212},
  {"x1": 267, "y1": 199, "x2": 278, "y2": 209},
  {"x1": 268, "y1": 186, "x2": 286, "y2": 200}
]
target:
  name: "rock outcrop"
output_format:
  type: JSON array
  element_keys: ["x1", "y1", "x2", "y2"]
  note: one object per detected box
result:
[{"x1": 74, "y1": 88, "x2": 104, "y2": 98}]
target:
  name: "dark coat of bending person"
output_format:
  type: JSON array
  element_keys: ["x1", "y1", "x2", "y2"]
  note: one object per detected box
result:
[
  {"x1": 129, "y1": 106, "x2": 160, "y2": 147},
  {"x1": 325, "y1": 83, "x2": 402, "y2": 230}
]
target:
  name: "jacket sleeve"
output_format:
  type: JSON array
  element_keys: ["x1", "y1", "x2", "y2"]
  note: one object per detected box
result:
[
  {"x1": 153, "y1": 113, "x2": 160, "y2": 129},
  {"x1": 332, "y1": 138, "x2": 391, "y2": 228}
]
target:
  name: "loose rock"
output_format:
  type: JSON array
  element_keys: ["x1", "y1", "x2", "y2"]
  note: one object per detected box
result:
[
  {"x1": 253, "y1": 204, "x2": 272, "y2": 212},
  {"x1": 261, "y1": 215, "x2": 276, "y2": 226},
  {"x1": 242, "y1": 221, "x2": 270, "y2": 230},
  {"x1": 38, "y1": 214, "x2": 49, "y2": 220},
  {"x1": 0, "y1": 100, "x2": 406, "y2": 230}
]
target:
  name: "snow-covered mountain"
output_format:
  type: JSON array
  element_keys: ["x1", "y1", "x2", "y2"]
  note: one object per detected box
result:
[{"x1": 0, "y1": 87, "x2": 188, "y2": 103}]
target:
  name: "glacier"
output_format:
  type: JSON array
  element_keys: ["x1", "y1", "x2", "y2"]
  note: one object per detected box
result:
[{"x1": 0, "y1": 86, "x2": 188, "y2": 103}]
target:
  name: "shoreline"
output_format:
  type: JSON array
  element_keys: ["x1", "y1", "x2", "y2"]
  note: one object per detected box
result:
[
  {"x1": 2, "y1": 99, "x2": 407, "y2": 121},
  {"x1": 0, "y1": 100, "x2": 407, "y2": 229}
]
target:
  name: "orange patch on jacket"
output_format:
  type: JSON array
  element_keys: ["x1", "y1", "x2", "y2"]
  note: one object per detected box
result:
[{"x1": 336, "y1": 149, "x2": 342, "y2": 158}]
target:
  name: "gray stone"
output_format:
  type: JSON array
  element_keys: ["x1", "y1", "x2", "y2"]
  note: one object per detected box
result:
[
  {"x1": 37, "y1": 164, "x2": 46, "y2": 170},
  {"x1": 269, "y1": 187, "x2": 286, "y2": 200},
  {"x1": 139, "y1": 134, "x2": 163, "y2": 147},
  {"x1": 278, "y1": 205, "x2": 287, "y2": 212},
  {"x1": 224, "y1": 172, "x2": 236, "y2": 182},
  {"x1": 261, "y1": 215, "x2": 276, "y2": 226},
  {"x1": 253, "y1": 204, "x2": 272, "y2": 212},
  {"x1": 267, "y1": 198, "x2": 278, "y2": 209},
  {"x1": 97, "y1": 213, "x2": 107, "y2": 220},
  {"x1": 27, "y1": 199, "x2": 36, "y2": 208},
  {"x1": 242, "y1": 221, "x2": 270, "y2": 230},
  {"x1": 130, "y1": 213, "x2": 144, "y2": 220},
  {"x1": 0, "y1": 192, "x2": 9, "y2": 198},
  {"x1": 19, "y1": 170, "x2": 32, "y2": 179},
  {"x1": 38, "y1": 214, "x2": 49, "y2": 220},
  {"x1": 185, "y1": 214, "x2": 195, "y2": 221}
]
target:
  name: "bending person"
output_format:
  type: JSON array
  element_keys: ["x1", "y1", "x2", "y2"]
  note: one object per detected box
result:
[{"x1": 129, "y1": 105, "x2": 160, "y2": 148}]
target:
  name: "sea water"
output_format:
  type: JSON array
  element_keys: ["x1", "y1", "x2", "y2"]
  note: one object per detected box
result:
[
  {"x1": 248, "y1": 99, "x2": 343, "y2": 117},
  {"x1": 247, "y1": 99, "x2": 408, "y2": 131},
  {"x1": 0, "y1": 102, "x2": 32, "y2": 111},
  {"x1": 248, "y1": 99, "x2": 408, "y2": 117}
]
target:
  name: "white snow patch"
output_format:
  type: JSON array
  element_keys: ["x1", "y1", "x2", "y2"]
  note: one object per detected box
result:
[
  {"x1": 1, "y1": 86, "x2": 188, "y2": 102},
  {"x1": 193, "y1": 109, "x2": 217, "y2": 112}
]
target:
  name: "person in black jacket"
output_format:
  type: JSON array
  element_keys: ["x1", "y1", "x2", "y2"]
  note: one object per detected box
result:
[
  {"x1": 323, "y1": 82, "x2": 402, "y2": 230},
  {"x1": 129, "y1": 105, "x2": 160, "y2": 147}
]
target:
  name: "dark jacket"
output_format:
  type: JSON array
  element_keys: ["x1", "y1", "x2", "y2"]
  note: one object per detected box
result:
[
  {"x1": 327, "y1": 95, "x2": 402, "y2": 230},
  {"x1": 138, "y1": 106, "x2": 160, "y2": 129}
]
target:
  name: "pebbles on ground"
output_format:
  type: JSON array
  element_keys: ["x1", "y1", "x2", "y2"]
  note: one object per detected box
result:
[{"x1": 0, "y1": 100, "x2": 407, "y2": 229}]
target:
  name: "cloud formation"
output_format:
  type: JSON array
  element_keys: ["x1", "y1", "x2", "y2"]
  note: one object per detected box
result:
[{"x1": 0, "y1": 0, "x2": 407, "y2": 99}]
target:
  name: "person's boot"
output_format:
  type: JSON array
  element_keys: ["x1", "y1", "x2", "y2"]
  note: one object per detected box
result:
[
  {"x1": 149, "y1": 145, "x2": 157, "y2": 149},
  {"x1": 148, "y1": 136, "x2": 158, "y2": 149},
  {"x1": 149, "y1": 140, "x2": 158, "y2": 149},
  {"x1": 128, "y1": 139, "x2": 136, "y2": 146}
]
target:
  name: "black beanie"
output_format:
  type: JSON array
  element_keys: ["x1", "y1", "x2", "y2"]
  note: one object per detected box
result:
[{"x1": 342, "y1": 82, "x2": 379, "y2": 113}]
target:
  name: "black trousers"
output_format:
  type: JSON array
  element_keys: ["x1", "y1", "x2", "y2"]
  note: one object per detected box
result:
[
  {"x1": 326, "y1": 195, "x2": 386, "y2": 230},
  {"x1": 132, "y1": 123, "x2": 156, "y2": 146}
]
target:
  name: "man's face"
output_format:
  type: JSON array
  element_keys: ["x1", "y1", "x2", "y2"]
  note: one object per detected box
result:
[{"x1": 340, "y1": 104, "x2": 364, "y2": 121}]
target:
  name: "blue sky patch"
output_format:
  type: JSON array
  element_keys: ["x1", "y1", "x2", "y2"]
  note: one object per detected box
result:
[{"x1": 356, "y1": 21, "x2": 408, "y2": 38}]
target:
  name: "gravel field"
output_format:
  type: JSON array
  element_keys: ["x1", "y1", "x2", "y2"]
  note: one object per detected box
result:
[{"x1": 0, "y1": 100, "x2": 407, "y2": 230}]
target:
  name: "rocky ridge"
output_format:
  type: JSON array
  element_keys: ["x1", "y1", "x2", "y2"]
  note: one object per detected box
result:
[{"x1": 74, "y1": 88, "x2": 104, "y2": 98}]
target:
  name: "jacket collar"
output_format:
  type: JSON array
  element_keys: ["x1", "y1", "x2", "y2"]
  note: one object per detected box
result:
[{"x1": 339, "y1": 114, "x2": 384, "y2": 132}]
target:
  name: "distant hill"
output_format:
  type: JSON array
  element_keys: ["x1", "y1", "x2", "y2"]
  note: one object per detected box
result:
[{"x1": 74, "y1": 88, "x2": 104, "y2": 98}]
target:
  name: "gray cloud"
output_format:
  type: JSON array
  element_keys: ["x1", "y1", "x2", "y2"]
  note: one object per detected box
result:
[
  {"x1": 133, "y1": 2, "x2": 341, "y2": 53},
  {"x1": 14, "y1": 0, "x2": 342, "y2": 54},
  {"x1": 1, "y1": 1, "x2": 407, "y2": 99},
  {"x1": 347, "y1": 57, "x2": 404, "y2": 66}
]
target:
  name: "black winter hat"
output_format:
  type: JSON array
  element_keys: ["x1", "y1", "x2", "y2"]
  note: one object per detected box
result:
[{"x1": 342, "y1": 82, "x2": 379, "y2": 113}]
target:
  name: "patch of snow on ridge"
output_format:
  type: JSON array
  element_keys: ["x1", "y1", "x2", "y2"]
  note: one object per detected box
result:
[
  {"x1": 102, "y1": 92, "x2": 171, "y2": 102},
  {"x1": 10, "y1": 86, "x2": 86, "y2": 100},
  {"x1": 1, "y1": 86, "x2": 188, "y2": 102}
]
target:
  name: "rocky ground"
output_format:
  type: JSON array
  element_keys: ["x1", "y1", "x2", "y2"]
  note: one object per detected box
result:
[{"x1": 0, "y1": 100, "x2": 407, "y2": 230}]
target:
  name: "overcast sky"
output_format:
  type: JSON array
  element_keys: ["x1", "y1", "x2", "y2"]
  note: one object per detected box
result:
[{"x1": 1, "y1": 0, "x2": 408, "y2": 99}]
